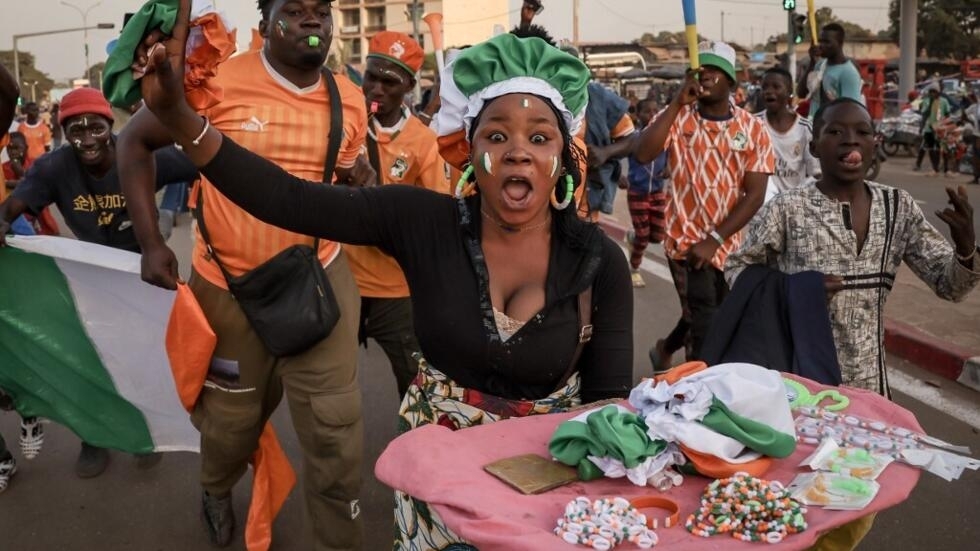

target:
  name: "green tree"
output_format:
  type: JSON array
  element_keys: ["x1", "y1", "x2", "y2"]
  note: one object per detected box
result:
[
  {"x1": 887, "y1": 0, "x2": 980, "y2": 60},
  {"x1": 813, "y1": 7, "x2": 874, "y2": 40},
  {"x1": 762, "y1": 7, "x2": 875, "y2": 52},
  {"x1": 637, "y1": 31, "x2": 708, "y2": 45},
  {"x1": 0, "y1": 50, "x2": 55, "y2": 103}
]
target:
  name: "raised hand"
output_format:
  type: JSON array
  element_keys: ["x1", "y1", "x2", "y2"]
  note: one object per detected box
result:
[
  {"x1": 521, "y1": 1, "x2": 542, "y2": 28},
  {"x1": 673, "y1": 71, "x2": 703, "y2": 107},
  {"x1": 344, "y1": 155, "x2": 379, "y2": 188},
  {"x1": 808, "y1": 44, "x2": 821, "y2": 64},
  {"x1": 936, "y1": 186, "x2": 977, "y2": 258},
  {"x1": 132, "y1": 0, "x2": 192, "y2": 120}
]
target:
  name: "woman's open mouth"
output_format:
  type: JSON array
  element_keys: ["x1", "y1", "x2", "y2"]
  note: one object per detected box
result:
[{"x1": 501, "y1": 177, "x2": 533, "y2": 209}]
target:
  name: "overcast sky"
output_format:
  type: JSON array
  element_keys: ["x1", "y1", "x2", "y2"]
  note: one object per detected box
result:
[{"x1": 2, "y1": 0, "x2": 892, "y2": 82}]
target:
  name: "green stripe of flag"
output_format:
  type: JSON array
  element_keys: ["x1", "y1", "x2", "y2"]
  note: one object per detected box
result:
[{"x1": 0, "y1": 246, "x2": 154, "y2": 453}]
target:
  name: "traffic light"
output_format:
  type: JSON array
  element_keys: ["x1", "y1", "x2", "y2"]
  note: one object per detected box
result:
[
  {"x1": 793, "y1": 14, "x2": 807, "y2": 44},
  {"x1": 783, "y1": 0, "x2": 796, "y2": 10}
]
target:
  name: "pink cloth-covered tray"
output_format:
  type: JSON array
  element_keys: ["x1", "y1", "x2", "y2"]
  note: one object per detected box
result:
[{"x1": 375, "y1": 375, "x2": 923, "y2": 550}]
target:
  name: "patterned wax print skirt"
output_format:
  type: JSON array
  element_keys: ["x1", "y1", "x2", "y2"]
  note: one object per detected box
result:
[{"x1": 393, "y1": 356, "x2": 582, "y2": 551}]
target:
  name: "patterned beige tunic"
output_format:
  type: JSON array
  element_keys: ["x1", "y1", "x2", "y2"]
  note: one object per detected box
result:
[{"x1": 726, "y1": 182, "x2": 980, "y2": 395}]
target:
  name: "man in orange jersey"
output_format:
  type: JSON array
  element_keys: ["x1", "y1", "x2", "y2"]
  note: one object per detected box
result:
[
  {"x1": 355, "y1": 31, "x2": 448, "y2": 398},
  {"x1": 634, "y1": 42, "x2": 773, "y2": 363},
  {"x1": 16, "y1": 102, "x2": 52, "y2": 160},
  {"x1": 118, "y1": 0, "x2": 373, "y2": 548}
]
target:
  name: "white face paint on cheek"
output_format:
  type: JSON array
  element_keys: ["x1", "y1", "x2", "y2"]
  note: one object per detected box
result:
[
  {"x1": 482, "y1": 152, "x2": 493, "y2": 175},
  {"x1": 276, "y1": 20, "x2": 287, "y2": 38},
  {"x1": 550, "y1": 156, "x2": 559, "y2": 178},
  {"x1": 73, "y1": 139, "x2": 82, "y2": 148}
]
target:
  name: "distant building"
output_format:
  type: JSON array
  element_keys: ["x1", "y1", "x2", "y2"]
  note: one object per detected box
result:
[
  {"x1": 335, "y1": 0, "x2": 516, "y2": 65},
  {"x1": 769, "y1": 37, "x2": 901, "y2": 64}
]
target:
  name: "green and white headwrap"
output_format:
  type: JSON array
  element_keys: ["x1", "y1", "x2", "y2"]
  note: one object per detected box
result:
[{"x1": 434, "y1": 33, "x2": 590, "y2": 141}]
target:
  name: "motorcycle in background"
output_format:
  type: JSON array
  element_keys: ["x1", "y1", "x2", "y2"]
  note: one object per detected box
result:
[
  {"x1": 880, "y1": 111, "x2": 923, "y2": 157},
  {"x1": 867, "y1": 126, "x2": 887, "y2": 181}
]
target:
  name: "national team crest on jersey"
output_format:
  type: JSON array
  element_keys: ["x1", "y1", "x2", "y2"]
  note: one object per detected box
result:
[
  {"x1": 730, "y1": 131, "x2": 748, "y2": 151},
  {"x1": 390, "y1": 158, "x2": 409, "y2": 180}
]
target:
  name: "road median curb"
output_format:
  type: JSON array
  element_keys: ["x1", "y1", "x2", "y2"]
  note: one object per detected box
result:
[{"x1": 884, "y1": 318, "x2": 980, "y2": 392}]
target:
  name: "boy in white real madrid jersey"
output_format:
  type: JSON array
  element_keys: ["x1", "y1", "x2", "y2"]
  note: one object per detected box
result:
[{"x1": 756, "y1": 67, "x2": 819, "y2": 203}]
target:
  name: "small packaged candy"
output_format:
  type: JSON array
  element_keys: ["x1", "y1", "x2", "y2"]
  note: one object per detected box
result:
[
  {"x1": 799, "y1": 437, "x2": 894, "y2": 480},
  {"x1": 787, "y1": 472, "x2": 880, "y2": 510}
]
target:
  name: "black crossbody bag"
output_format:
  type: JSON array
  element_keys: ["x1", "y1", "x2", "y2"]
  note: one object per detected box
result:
[{"x1": 192, "y1": 68, "x2": 343, "y2": 357}]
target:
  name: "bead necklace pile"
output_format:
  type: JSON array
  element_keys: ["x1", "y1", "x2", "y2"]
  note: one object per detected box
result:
[
  {"x1": 685, "y1": 472, "x2": 808, "y2": 544},
  {"x1": 555, "y1": 497, "x2": 659, "y2": 549}
]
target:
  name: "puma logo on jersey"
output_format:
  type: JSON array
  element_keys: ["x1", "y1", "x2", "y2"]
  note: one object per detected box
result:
[{"x1": 241, "y1": 116, "x2": 269, "y2": 132}]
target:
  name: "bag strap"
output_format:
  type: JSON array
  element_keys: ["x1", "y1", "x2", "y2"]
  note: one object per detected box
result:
[
  {"x1": 193, "y1": 68, "x2": 347, "y2": 277},
  {"x1": 366, "y1": 133, "x2": 382, "y2": 183},
  {"x1": 320, "y1": 67, "x2": 343, "y2": 184},
  {"x1": 192, "y1": 184, "x2": 236, "y2": 282},
  {"x1": 553, "y1": 286, "x2": 594, "y2": 392}
]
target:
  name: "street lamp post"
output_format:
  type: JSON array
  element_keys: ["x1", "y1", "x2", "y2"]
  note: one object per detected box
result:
[
  {"x1": 406, "y1": 1, "x2": 424, "y2": 102},
  {"x1": 61, "y1": 1, "x2": 103, "y2": 82},
  {"x1": 23, "y1": 80, "x2": 38, "y2": 103},
  {"x1": 12, "y1": 23, "x2": 114, "y2": 86}
]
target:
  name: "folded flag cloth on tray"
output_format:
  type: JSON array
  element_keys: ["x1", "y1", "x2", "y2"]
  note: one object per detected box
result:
[
  {"x1": 629, "y1": 361, "x2": 797, "y2": 477},
  {"x1": 549, "y1": 404, "x2": 686, "y2": 486}
]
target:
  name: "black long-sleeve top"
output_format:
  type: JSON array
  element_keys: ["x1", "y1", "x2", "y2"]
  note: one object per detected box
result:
[{"x1": 201, "y1": 139, "x2": 634, "y2": 402}]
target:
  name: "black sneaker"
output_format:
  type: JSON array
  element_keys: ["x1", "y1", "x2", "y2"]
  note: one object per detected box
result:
[
  {"x1": 201, "y1": 490, "x2": 235, "y2": 547},
  {"x1": 75, "y1": 443, "x2": 109, "y2": 478},
  {"x1": 648, "y1": 339, "x2": 673, "y2": 374}
]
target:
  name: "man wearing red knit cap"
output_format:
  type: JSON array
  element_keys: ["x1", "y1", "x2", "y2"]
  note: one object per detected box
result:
[
  {"x1": 0, "y1": 87, "x2": 198, "y2": 478},
  {"x1": 352, "y1": 31, "x2": 448, "y2": 398}
]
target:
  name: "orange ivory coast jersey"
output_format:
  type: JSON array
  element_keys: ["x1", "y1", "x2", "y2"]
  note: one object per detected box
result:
[
  {"x1": 661, "y1": 104, "x2": 774, "y2": 271},
  {"x1": 192, "y1": 50, "x2": 367, "y2": 288},
  {"x1": 573, "y1": 114, "x2": 634, "y2": 219},
  {"x1": 17, "y1": 121, "x2": 51, "y2": 160},
  {"x1": 572, "y1": 133, "x2": 589, "y2": 219},
  {"x1": 346, "y1": 114, "x2": 449, "y2": 298}
]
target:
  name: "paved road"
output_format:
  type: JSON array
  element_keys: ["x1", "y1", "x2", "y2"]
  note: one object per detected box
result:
[
  {"x1": 1, "y1": 214, "x2": 978, "y2": 550},
  {"x1": 877, "y1": 154, "x2": 980, "y2": 237}
]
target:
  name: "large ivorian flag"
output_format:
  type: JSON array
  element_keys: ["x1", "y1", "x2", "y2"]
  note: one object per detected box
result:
[
  {"x1": 0, "y1": 236, "x2": 293, "y2": 551},
  {"x1": 0, "y1": 236, "x2": 199, "y2": 452}
]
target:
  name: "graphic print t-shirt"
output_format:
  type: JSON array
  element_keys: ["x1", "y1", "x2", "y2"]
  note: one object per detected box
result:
[{"x1": 12, "y1": 144, "x2": 198, "y2": 252}]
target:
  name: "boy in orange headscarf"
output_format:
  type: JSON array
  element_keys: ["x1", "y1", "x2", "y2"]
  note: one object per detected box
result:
[{"x1": 353, "y1": 31, "x2": 449, "y2": 397}]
